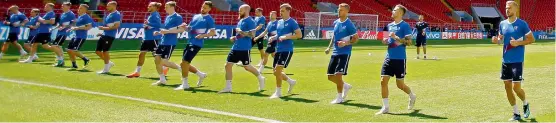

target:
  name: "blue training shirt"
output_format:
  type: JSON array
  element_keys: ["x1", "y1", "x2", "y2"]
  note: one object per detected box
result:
[
  {"x1": 254, "y1": 16, "x2": 266, "y2": 36},
  {"x1": 160, "y1": 13, "x2": 183, "y2": 45},
  {"x1": 386, "y1": 20, "x2": 412, "y2": 60},
  {"x1": 499, "y1": 18, "x2": 531, "y2": 63},
  {"x1": 8, "y1": 12, "x2": 27, "y2": 34},
  {"x1": 57, "y1": 11, "x2": 76, "y2": 36},
  {"x1": 187, "y1": 14, "x2": 215, "y2": 47},
  {"x1": 276, "y1": 17, "x2": 299, "y2": 52},
  {"x1": 103, "y1": 11, "x2": 121, "y2": 37},
  {"x1": 232, "y1": 16, "x2": 255, "y2": 51},
  {"x1": 266, "y1": 20, "x2": 277, "y2": 37},
  {"x1": 38, "y1": 11, "x2": 55, "y2": 33},
  {"x1": 332, "y1": 18, "x2": 357, "y2": 55},
  {"x1": 144, "y1": 11, "x2": 162, "y2": 40},
  {"x1": 27, "y1": 16, "x2": 40, "y2": 36},
  {"x1": 75, "y1": 14, "x2": 93, "y2": 39}
]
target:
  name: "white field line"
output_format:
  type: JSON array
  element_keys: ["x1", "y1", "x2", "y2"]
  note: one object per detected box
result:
[{"x1": 0, "y1": 77, "x2": 281, "y2": 122}]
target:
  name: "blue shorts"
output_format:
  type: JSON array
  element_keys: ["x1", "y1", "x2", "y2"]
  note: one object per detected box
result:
[
  {"x1": 67, "y1": 38, "x2": 86, "y2": 51},
  {"x1": 182, "y1": 44, "x2": 201, "y2": 63},
  {"x1": 140, "y1": 40, "x2": 159, "y2": 52},
  {"x1": 34, "y1": 33, "x2": 52, "y2": 44},
  {"x1": 381, "y1": 59, "x2": 406, "y2": 79},
  {"x1": 501, "y1": 62, "x2": 524, "y2": 82},
  {"x1": 227, "y1": 50, "x2": 251, "y2": 65},
  {"x1": 327, "y1": 54, "x2": 351, "y2": 75},
  {"x1": 415, "y1": 35, "x2": 426, "y2": 47},
  {"x1": 51, "y1": 35, "x2": 68, "y2": 46},
  {"x1": 273, "y1": 51, "x2": 293, "y2": 68},
  {"x1": 155, "y1": 45, "x2": 176, "y2": 59},
  {"x1": 25, "y1": 35, "x2": 36, "y2": 44},
  {"x1": 6, "y1": 33, "x2": 18, "y2": 42}
]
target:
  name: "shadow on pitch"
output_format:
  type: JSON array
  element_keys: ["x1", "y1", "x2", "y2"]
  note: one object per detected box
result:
[
  {"x1": 389, "y1": 109, "x2": 448, "y2": 119},
  {"x1": 341, "y1": 100, "x2": 381, "y2": 110},
  {"x1": 100, "y1": 72, "x2": 125, "y2": 77},
  {"x1": 280, "y1": 94, "x2": 319, "y2": 103},
  {"x1": 231, "y1": 90, "x2": 269, "y2": 97}
]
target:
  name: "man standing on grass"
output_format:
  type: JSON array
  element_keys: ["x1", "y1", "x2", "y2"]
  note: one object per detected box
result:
[
  {"x1": 254, "y1": 11, "x2": 278, "y2": 73},
  {"x1": 218, "y1": 4, "x2": 266, "y2": 93},
  {"x1": 21, "y1": 3, "x2": 58, "y2": 64},
  {"x1": 252, "y1": 8, "x2": 266, "y2": 67},
  {"x1": 0, "y1": 5, "x2": 28, "y2": 61},
  {"x1": 324, "y1": 3, "x2": 358, "y2": 104},
  {"x1": 126, "y1": 2, "x2": 163, "y2": 78},
  {"x1": 23, "y1": 9, "x2": 41, "y2": 61},
  {"x1": 173, "y1": 1, "x2": 216, "y2": 90},
  {"x1": 414, "y1": 15, "x2": 428, "y2": 59},
  {"x1": 376, "y1": 4, "x2": 417, "y2": 115},
  {"x1": 268, "y1": 3, "x2": 301, "y2": 99},
  {"x1": 66, "y1": 4, "x2": 93, "y2": 70},
  {"x1": 95, "y1": 1, "x2": 121, "y2": 74},
  {"x1": 491, "y1": 1, "x2": 534, "y2": 121},
  {"x1": 51, "y1": 2, "x2": 76, "y2": 67},
  {"x1": 150, "y1": 1, "x2": 185, "y2": 86}
]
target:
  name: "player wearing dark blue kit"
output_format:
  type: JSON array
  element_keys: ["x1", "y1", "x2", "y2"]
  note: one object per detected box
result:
[
  {"x1": 414, "y1": 15, "x2": 428, "y2": 59},
  {"x1": 23, "y1": 9, "x2": 41, "y2": 61},
  {"x1": 376, "y1": 5, "x2": 416, "y2": 115},
  {"x1": 22, "y1": 3, "x2": 58, "y2": 64},
  {"x1": 268, "y1": 4, "x2": 302, "y2": 99},
  {"x1": 219, "y1": 4, "x2": 266, "y2": 93},
  {"x1": 492, "y1": 1, "x2": 535, "y2": 121},
  {"x1": 324, "y1": 3, "x2": 358, "y2": 104},
  {"x1": 95, "y1": 1, "x2": 121, "y2": 74},
  {"x1": 0, "y1": 5, "x2": 28, "y2": 60},
  {"x1": 51, "y1": 2, "x2": 76, "y2": 66},
  {"x1": 252, "y1": 8, "x2": 266, "y2": 66},
  {"x1": 174, "y1": 1, "x2": 216, "y2": 90},
  {"x1": 126, "y1": 2, "x2": 163, "y2": 78},
  {"x1": 66, "y1": 4, "x2": 93, "y2": 70},
  {"x1": 254, "y1": 11, "x2": 278, "y2": 73},
  {"x1": 151, "y1": 1, "x2": 185, "y2": 86}
]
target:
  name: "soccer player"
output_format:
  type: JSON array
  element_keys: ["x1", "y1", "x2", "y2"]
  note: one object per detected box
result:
[
  {"x1": 491, "y1": 1, "x2": 534, "y2": 121},
  {"x1": 254, "y1": 11, "x2": 278, "y2": 73},
  {"x1": 21, "y1": 3, "x2": 57, "y2": 64},
  {"x1": 151, "y1": 1, "x2": 185, "y2": 86},
  {"x1": 96, "y1": 1, "x2": 121, "y2": 74},
  {"x1": 126, "y1": 2, "x2": 163, "y2": 78},
  {"x1": 414, "y1": 15, "x2": 428, "y2": 59},
  {"x1": 218, "y1": 4, "x2": 265, "y2": 93},
  {"x1": 51, "y1": 2, "x2": 76, "y2": 67},
  {"x1": 253, "y1": 8, "x2": 266, "y2": 67},
  {"x1": 0, "y1": 5, "x2": 28, "y2": 60},
  {"x1": 66, "y1": 4, "x2": 93, "y2": 70},
  {"x1": 376, "y1": 5, "x2": 416, "y2": 115},
  {"x1": 324, "y1": 3, "x2": 358, "y2": 104},
  {"x1": 268, "y1": 3, "x2": 301, "y2": 99},
  {"x1": 173, "y1": 1, "x2": 215, "y2": 90},
  {"x1": 23, "y1": 8, "x2": 40, "y2": 61}
]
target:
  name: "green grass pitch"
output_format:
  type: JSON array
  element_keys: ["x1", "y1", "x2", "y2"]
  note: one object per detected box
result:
[{"x1": 0, "y1": 39, "x2": 554, "y2": 122}]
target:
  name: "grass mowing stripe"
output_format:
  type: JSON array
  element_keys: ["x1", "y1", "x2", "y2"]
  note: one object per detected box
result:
[{"x1": 0, "y1": 77, "x2": 281, "y2": 123}]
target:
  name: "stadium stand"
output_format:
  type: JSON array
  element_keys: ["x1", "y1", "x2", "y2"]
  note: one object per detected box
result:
[{"x1": 0, "y1": 0, "x2": 553, "y2": 31}]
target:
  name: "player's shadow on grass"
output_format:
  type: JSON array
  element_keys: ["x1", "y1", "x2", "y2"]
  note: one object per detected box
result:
[
  {"x1": 189, "y1": 87, "x2": 219, "y2": 93},
  {"x1": 102, "y1": 73, "x2": 125, "y2": 77},
  {"x1": 231, "y1": 91, "x2": 269, "y2": 97},
  {"x1": 526, "y1": 118, "x2": 538, "y2": 122},
  {"x1": 280, "y1": 94, "x2": 319, "y2": 103},
  {"x1": 139, "y1": 77, "x2": 163, "y2": 81},
  {"x1": 341, "y1": 100, "x2": 381, "y2": 109},
  {"x1": 389, "y1": 109, "x2": 448, "y2": 120},
  {"x1": 158, "y1": 84, "x2": 180, "y2": 88}
]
